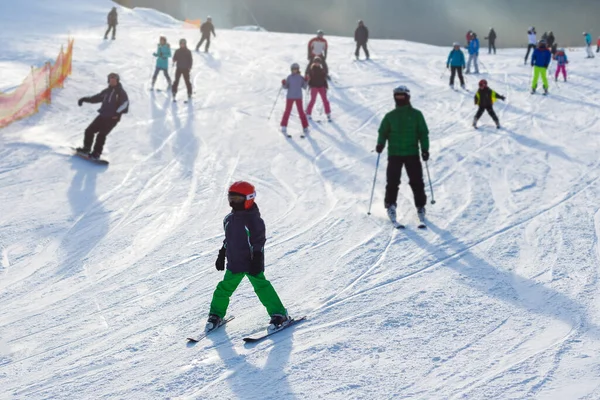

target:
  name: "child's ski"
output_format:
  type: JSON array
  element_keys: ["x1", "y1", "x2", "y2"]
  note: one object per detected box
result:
[
  {"x1": 243, "y1": 316, "x2": 306, "y2": 343},
  {"x1": 187, "y1": 316, "x2": 235, "y2": 343}
]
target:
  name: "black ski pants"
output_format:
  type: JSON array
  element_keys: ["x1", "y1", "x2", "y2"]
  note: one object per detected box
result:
[
  {"x1": 385, "y1": 155, "x2": 427, "y2": 209},
  {"x1": 355, "y1": 42, "x2": 370, "y2": 58},
  {"x1": 474, "y1": 106, "x2": 499, "y2": 123},
  {"x1": 524, "y1": 44, "x2": 536, "y2": 62},
  {"x1": 488, "y1": 41, "x2": 496, "y2": 54},
  {"x1": 104, "y1": 24, "x2": 116, "y2": 39},
  {"x1": 152, "y1": 67, "x2": 171, "y2": 86},
  {"x1": 172, "y1": 68, "x2": 192, "y2": 97},
  {"x1": 83, "y1": 115, "x2": 118, "y2": 156},
  {"x1": 196, "y1": 35, "x2": 211, "y2": 52},
  {"x1": 450, "y1": 66, "x2": 464, "y2": 86}
]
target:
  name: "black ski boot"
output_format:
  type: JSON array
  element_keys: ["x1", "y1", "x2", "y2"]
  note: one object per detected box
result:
[
  {"x1": 76, "y1": 147, "x2": 90, "y2": 154},
  {"x1": 269, "y1": 314, "x2": 290, "y2": 330},
  {"x1": 206, "y1": 314, "x2": 222, "y2": 331}
]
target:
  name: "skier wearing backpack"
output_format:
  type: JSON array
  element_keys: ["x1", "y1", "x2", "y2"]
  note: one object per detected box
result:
[
  {"x1": 584, "y1": 32, "x2": 594, "y2": 58},
  {"x1": 305, "y1": 57, "x2": 331, "y2": 122},
  {"x1": 104, "y1": 7, "x2": 117, "y2": 40},
  {"x1": 447, "y1": 42, "x2": 466, "y2": 89},
  {"x1": 206, "y1": 181, "x2": 290, "y2": 332},
  {"x1": 76, "y1": 73, "x2": 129, "y2": 160},
  {"x1": 375, "y1": 86, "x2": 429, "y2": 226},
  {"x1": 554, "y1": 48, "x2": 569, "y2": 82},
  {"x1": 524, "y1": 27, "x2": 537, "y2": 64},
  {"x1": 151, "y1": 36, "x2": 172, "y2": 90},
  {"x1": 171, "y1": 38, "x2": 193, "y2": 101},
  {"x1": 195, "y1": 16, "x2": 216, "y2": 53},
  {"x1": 485, "y1": 28, "x2": 497, "y2": 54},
  {"x1": 280, "y1": 63, "x2": 309, "y2": 136},
  {"x1": 354, "y1": 20, "x2": 370, "y2": 60},
  {"x1": 473, "y1": 79, "x2": 505, "y2": 129},
  {"x1": 531, "y1": 40, "x2": 552, "y2": 95},
  {"x1": 466, "y1": 32, "x2": 480, "y2": 74}
]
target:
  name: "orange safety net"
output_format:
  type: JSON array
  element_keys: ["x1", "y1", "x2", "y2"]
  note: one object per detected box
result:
[
  {"x1": 0, "y1": 38, "x2": 74, "y2": 129},
  {"x1": 184, "y1": 19, "x2": 201, "y2": 28}
]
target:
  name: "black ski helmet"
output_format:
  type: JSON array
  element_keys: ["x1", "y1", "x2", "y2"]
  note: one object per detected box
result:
[
  {"x1": 107, "y1": 72, "x2": 120, "y2": 83},
  {"x1": 179, "y1": 38, "x2": 187, "y2": 46}
]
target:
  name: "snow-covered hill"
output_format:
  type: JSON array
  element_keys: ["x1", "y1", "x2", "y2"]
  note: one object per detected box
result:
[{"x1": 1, "y1": 1, "x2": 600, "y2": 399}]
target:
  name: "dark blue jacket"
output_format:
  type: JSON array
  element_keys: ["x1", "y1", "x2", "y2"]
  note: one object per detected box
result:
[
  {"x1": 531, "y1": 47, "x2": 552, "y2": 68},
  {"x1": 87, "y1": 83, "x2": 129, "y2": 119},
  {"x1": 223, "y1": 204, "x2": 266, "y2": 273}
]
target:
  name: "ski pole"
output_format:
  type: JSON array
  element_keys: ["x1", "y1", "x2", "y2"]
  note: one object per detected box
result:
[
  {"x1": 367, "y1": 153, "x2": 381, "y2": 215},
  {"x1": 425, "y1": 161, "x2": 436, "y2": 205},
  {"x1": 479, "y1": 59, "x2": 489, "y2": 74},
  {"x1": 268, "y1": 86, "x2": 283, "y2": 120},
  {"x1": 440, "y1": 67, "x2": 448, "y2": 79}
]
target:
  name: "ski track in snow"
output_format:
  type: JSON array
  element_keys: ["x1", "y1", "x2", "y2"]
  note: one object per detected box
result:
[{"x1": 1, "y1": 1, "x2": 600, "y2": 399}]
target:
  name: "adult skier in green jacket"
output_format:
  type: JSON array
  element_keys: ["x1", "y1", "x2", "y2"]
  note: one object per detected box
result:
[{"x1": 376, "y1": 85, "x2": 430, "y2": 224}]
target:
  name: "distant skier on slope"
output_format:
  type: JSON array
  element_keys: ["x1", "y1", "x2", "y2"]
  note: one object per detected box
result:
[
  {"x1": 206, "y1": 181, "x2": 291, "y2": 332},
  {"x1": 447, "y1": 42, "x2": 466, "y2": 89},
  {"x1": 280, "y1": 63, "x2": 309, "y2": 136},
  {"x1": 554, "y1": 48, "x2": 569, "y2": 82},
  {"x1": 485, "y1": 27, "x2": 497, "y2": 54},
  {"x1": 466, "y1": 32, "x2": 480, "y2": 74},
  {"x1": 546, "y1": 31, "x2": 556, "y2": 54},
  {"x1": 466, "y1": 30, "x2": 473, "y2": 47},
  {"x1": 375, "y1": 86, "x2": 429, "y2": 226},
  {"x1": 524, "y1": 27, "x2": 537, "y2": 64},
  {"x1": 307, "y1": 30, "x2": 329, "y2": 77},
  {"x1": 151, "y1": 36, "x2": 172, "y2": 90},
  {"x1": 583, "y1": 32, "x2": 595, "y2": 58},
  {"x1": 597, "y1": 36, "x2": 600, "y2": 53},
  {"x1": 104, "y1": 7, "x2": 117, "y2": 40},
  {"x1": 531, "y1": 40, "x2": 552, "y2": 95},
  {"x1": 472, "y1": 79, "x2": 505, "y2": 129},
  {"x1": 354, "y1": 20, "x2": 370, "y2": 60},
  {"x1": 76, "y1": 73, "x2": 129, "y2": 159},
  {"x1": 305, "y1": 57, "x2": 332, "y2": 122},
  {"x1": 195, "y1": 16, "x2": 216, "y2": 53},
  {"x1": 171, "y1": 39, "x2": 193, "y2": 101}
]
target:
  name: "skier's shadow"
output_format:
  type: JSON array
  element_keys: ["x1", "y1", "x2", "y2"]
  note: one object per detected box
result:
[
  {"x1": 208, "y1": 331, "x2": 297, "y2": 398},
  {"x1": 171, "y1": 102, "x2": 198, "y2": 175},
  {"x1": 500, "y1": 127, "x2": 574, "y2": 163},
  {"x1": 150, "y1": 91, "x2": 172, "y2": 152}
]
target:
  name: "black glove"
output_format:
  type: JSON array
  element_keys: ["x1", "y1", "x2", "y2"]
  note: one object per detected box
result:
[
  {"x1": 422, "y1": 151, "x2": 430, "y2": 162},
  {"x1": 77, "y1": 97, "x2": 87, "y2": 107},
  {"x1": 375, "y1": 144, "x2": 384, "y2": 154},
  {"x1": 249, "y1": 252, "x2": 264, "y2": 276},
  {"x1": 498, "y1": 95, "x2": 506, "y2": 101},
  {"x1": 215, "y1": 246, "x2": 226, "y2": 271}
]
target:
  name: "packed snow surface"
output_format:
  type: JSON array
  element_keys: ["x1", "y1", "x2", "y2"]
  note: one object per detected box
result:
[{"x1": 1, "y1": 1, "x2": 600, "y2": 399}]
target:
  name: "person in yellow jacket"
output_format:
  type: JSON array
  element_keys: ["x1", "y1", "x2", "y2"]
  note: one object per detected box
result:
[{"x1": 473, "y1": 79, "x2": 505, "y2": 129}]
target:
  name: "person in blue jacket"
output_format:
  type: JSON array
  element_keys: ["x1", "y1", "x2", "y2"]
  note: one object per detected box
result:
[
  {"x1": 584, "y1": 32, "x2": 595, "y2": 58},
  {"x1": 447, "y1": 42, "x2": 466, "y2": 89},
  {"x1": 151, "y1": 36, "x2": 172, "y2": 90},
  {"x1": 531, "y1": 40, "x2": 552, "y2": 95},
  {"x1": 466, "y1": 32, "x2": 480, "y2": 74}
]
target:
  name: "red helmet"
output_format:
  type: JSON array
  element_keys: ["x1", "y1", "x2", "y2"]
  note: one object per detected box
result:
[
  {"x1": 228, "y1": 181, "x2": 256, "y2": 209},
  {"x1": 478, "y1": 79, "x2": 488, "y2": 87}
]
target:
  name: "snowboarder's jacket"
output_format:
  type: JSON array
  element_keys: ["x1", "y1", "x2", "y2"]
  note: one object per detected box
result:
[
  {"x1": 355, "y1": 25, "x2": 369, "y2": 44},
  {"x1": 173, "y1": 47, "x2": 193, "y2": 70},
  {"x1": 584, "y1": 33, "x2": 592, "y2": 45},
  {"x1": 474, "y1": 87, "x2": 505, "y2": 108},
  {"x1": 200, "y1": 21, "x2": 215, "y2": 37},
  {"x1": 531, "y1": 46, "x2": 552, "y2": 68},
  {"x1": 283, "y1": 73, "x2": 307, "y2": 99},
  {"x1": 153, "y1": 43, "x2": 171, "y2": 70},
  {"x1": 546, "y1": 33, "x2": 555, "y2": 47},
  {"x1": 377, "y1": 105, "x2": 429, "y2": 157},
  {"x1": 486, "y1": 29, "x2": 497, "y2": 42},
  {"x1": 107, "y1": 8, "x2": 117, "y2": 26},
  {"x1": 447, "y1": 49, "x2": 466, "y2": 67},
  {"x1": 306, "y1": 64, "x2": 328, "y2": 89},
  {"x1": 86, "y1": 83, "x2": 129, "y2": 120},
  {"x1": 527, "y1": 29, "x2": 536, "y2": 45},
  {"x1": 554, "y1": 51, "x2": 568, "y2": 66},
  {"x1": 308, "y1": 37, "x2": 328, "y2": 59},
  {"x1": 222, "y1": 204, "x2": 266, "y2": 274},
  {"x1": 468, "y1": 37, "x2": 480, "y2": 55}
]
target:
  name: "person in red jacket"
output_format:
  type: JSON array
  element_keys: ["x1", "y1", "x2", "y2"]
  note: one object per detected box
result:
[
  {"x1": 597, "y1": 36, "x2": 600, "y2": 53},
  {"x1": 307, "y1": 30, "x2": 329, "y2": 77},
  {"x1": 466, "y1": 30, "x2": 473, "y2": 46},
  {"x1": 305, "y1": 57, "x2": 331, "y2": 121}
]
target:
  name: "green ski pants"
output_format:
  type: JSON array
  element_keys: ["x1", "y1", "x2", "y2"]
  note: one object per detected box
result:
[
  {"x1": 209, "y1": 270, "x2": 287, "y2": 318},
  {"x1": 532, "y1": 66, "x2": 548, "y2": 90}
]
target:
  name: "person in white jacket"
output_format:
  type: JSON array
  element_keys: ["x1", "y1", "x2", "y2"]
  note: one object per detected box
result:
[{"x1": 524, "y1": 27, "x2": 537, "y2": 64}]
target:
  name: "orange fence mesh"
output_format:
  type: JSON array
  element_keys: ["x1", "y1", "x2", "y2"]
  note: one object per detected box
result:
[
  {"x1": 0, "y1": 38, "x2": 74, "y2": 129},
  {"x1": 184, "y1": 19, "x2": 201, "y2": 28}
]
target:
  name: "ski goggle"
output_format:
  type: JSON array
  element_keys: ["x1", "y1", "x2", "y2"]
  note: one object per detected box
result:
[{"x1": 228, "y1": 192, "x2": 255, "y2": 203}]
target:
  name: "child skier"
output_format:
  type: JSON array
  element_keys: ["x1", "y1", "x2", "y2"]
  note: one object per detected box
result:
[
  {"x1": 554, "y1": 48, "x2": 568, "y2": 82},
  {"x1": 207, "y1": 181, "x2": 290, "y2": 331},
  {"x1": 531, "y1": 40, "x2": 552, "y2": 95},
  {"x1": 151, "y1": 36, "x2": 171, "y2": 90},
  {"x1": 473, "y1": 79, "x2": 505, "y2": 129},
  {"x1": 447, "y1": 42, "x2": 466, "y2": 89},
  {"x1": 584, "y1": 32, "x2": 595, "y2": 58},
  {"x1": 305, "y1": 57, "x2": 331, "y2": 122},
  {"x1": 280, "y1": 63, "x2": 309, "y2": 136}
]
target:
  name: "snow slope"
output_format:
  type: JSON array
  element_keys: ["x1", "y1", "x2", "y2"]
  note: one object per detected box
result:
[{"x1": 1, "y1": 1, "x2": 600, "y2": 399}]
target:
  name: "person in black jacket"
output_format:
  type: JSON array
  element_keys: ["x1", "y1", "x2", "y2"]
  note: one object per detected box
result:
[
  {"x1": 473, "y1": 79, "x2": 505, "y2": 129},
  {"x1": 485, "y1": 28, "x2": 497, "y2": 54},
  {"x1": 195, "y1": 16, "x2": 216, "y2": 53},
  {"x1": 354, "y1": 20, "x2": 370, "y2": 60},
  {"x1": 76, "y1": 72, "x2": 129, "y2": 159},
  {"x1": 305, "y1": 57, "x2": 332, "y2": 121},
  {"x1": 104, "y1": 7, "x2": 117, "y2": 40},
  {"x1": 172, "y1": 39, "x2": 193, "y2": 101},
  {"x1": 546, "y1": 31, "x2": 557, "y2": 55},
  {"x1": 207, "y1": 181, "x2": 290, "y2": 331}
]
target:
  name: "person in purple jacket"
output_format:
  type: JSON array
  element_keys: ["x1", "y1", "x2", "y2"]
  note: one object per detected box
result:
[{"x1": 280, "y1": 63, "x2": 309, "y2": 135}]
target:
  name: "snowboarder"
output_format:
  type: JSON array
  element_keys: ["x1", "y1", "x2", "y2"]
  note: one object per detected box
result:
[
  {"x1": 307, "y1": 30, "x2": 329, "y2": 77},
  {"x1": 171, "y1": 38, "x2": 193, "y2": 101},
  {"x1": 466, "y1": 32, "x2": 480, "y2": 74},
  {"x1": 447, "y1": 42, "x2": 466, "y2": 89},
  {"x1": 305, "y1": 57, "x2": 331, "y2": 121},
  {"x1": 195, "y1": 16, "x2": 216, "y2": 53},
  {"x1": 151, "y1": 36, "x2": 172, "y2": 90},
  {"x1": 531, "y1": 40, "x2": 552, "y2": 94},
  {"x1": 206, "y1": 181, "x2": 290, "y2": 331},
  {"x1": 104, "y1": 7, "x2": 117, "y2": 40},
  {"x1": 554, "y1": 48, "x2": 569, "y2": 82},
  {"x1": 354, "y1": 20, "x2": 370, "y2": 60},
  {"x1": 375, "y1": 85, "x2": 429, "y2": 224},
  {"x1": 524, "y1": 27, "x2": 537, "y2": 64},
  {"x1": 473, "y1": 79, "x2": 505, "y2": 129},
  {"x1": 280, "y1": 63, "x2": 309, "y2": 136},
  {"x1": 76, "y1": 72, "x2": 129, "y2": 159},
  {"x1": 485, "y1": 27, "x2": 497, "y2": 54},
  {"x1": 584, "y1": 32, "x2": 595, "y2": 58}
]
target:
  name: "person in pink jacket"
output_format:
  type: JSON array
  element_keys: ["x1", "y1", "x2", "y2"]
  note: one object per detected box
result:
[{"x1": 280, "y1": 63, "x2": 309, "y2": 135}]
